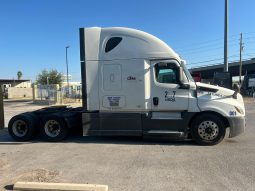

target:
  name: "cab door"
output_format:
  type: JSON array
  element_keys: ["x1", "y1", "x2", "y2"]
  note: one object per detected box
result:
[{"x1": 150, "y1": 60, "x2": 189, "y2": 111}]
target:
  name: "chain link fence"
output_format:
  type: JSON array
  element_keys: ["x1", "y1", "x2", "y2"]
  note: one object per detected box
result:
[{"x1": 33, "y1": 84, "x2": 82, "y2": 105}]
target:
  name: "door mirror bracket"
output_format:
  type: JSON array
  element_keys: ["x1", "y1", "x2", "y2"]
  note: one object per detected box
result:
[
  {"x1": 178, "y1": 67, "x2": 190, "y2": 89},
  {"x1": 179, "y1": 83, "x2": 190, "y2": 89}
]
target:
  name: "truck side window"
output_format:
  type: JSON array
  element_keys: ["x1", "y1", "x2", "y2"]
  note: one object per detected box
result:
[
  {"x1": 155, "y1": 63, "x2": 178, "y2": 84},
  {"x1": 105, "y1": 37, "x2": 122, "y2": 53}
]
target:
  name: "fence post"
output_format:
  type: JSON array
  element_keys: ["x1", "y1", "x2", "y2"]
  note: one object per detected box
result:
[
  {"x1": 0, "y1": 90, "x2": 4, "y2": 129},
  {"x1": 55, "y1": 84, "x2": 59, "y2": 104},
  {"x1": 32, "y1": 84, "x2": 36, "y2": 102},
  {"x1": 60, "y1": 86, "x2": 63, "y2": 105}
]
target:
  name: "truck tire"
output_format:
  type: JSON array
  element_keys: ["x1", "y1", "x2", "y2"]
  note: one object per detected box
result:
[
  {"x1": 8, "y1": 113, "x2": 38, "y2": 141},
  {"x1": 40, "y1": 115, "x2": 68, "y2": 142},
  {"x1": 190, "y1": 114, "x2": 226, "y2": 145}
]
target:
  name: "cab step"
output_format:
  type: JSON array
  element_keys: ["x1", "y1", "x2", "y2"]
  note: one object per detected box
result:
[{"x1": 144, "y1": 130, "x2": 185, "y2": 137}]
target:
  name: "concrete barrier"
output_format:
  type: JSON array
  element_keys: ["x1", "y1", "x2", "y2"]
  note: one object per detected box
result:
[
  {"x1": 0, "y1": 90, "x2": 4, "y2": 129},
  {"x1": 13, "y1": 182, "x2": 108, "y2": 191}
]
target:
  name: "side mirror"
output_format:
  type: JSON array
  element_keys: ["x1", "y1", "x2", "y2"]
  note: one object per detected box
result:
[
  {"x1": 179, "y1": 67, "x2": 184, "y2": 82},
  {"x1": 232, "y1": 83, "x2": 240, "y2": 99},
  {"x1": 179, "y1": 67, "x2": 190, "y2": 89},
  {"x1": 233, "y1": 83, "x2": 240, "y2": 93}
]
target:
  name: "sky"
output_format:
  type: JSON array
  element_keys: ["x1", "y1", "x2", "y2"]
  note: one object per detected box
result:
[{"x1": 0, "y1": 0, "x2": 255, "y2": 82}]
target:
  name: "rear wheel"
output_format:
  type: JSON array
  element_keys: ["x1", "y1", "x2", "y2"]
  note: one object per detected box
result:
[
  {"x1": 40, "y1": 115, "x2": 68, "y2": 142},
  {"x1": 8, "y1": 113, "x2": 38, "y2": 141},
  {"x1": 191, "y1": 114, "x2": 226, "y2": 145}
]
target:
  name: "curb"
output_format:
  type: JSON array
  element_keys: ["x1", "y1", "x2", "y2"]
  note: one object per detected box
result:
[{"x1": 13, "y1": 182, "x2": 108, "y2": 191}]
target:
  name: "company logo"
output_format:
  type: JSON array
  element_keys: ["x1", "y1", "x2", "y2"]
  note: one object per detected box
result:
[
  {"x1": 127, "y1": 76, "x2": 136, "y2": 80},
  {"x1": 165, "y1": 91, "x2": 176, "y2": 102}
]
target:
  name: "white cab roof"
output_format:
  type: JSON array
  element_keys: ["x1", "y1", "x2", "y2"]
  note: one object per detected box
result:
[{"x1": 83, "y1": 27, "x2": 180, "y2": 61}]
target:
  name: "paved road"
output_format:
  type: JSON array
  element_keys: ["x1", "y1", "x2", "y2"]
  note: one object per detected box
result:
[{"x1": 0, "y1": 99, "x2": 255, "y2": 191}]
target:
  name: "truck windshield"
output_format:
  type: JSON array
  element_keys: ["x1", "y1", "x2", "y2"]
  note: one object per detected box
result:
[{"x1": 180, "y1": 62, "x2": 194, "y2": 82}]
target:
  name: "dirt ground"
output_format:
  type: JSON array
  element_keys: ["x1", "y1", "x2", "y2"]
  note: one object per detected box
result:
[{"x1": 0, "y1": 98, "x2": 255, "y2": 191}]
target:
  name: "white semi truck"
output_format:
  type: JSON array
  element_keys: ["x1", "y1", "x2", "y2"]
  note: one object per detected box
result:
[{"x1": 8, "y1": 27, "x2": 245, "y2": 145}]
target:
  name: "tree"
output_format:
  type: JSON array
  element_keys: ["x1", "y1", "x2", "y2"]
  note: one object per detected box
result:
[
  {"x1": 36, "y1": 69, "x2": 63, "y2": 85},
  {"x1": 17, "y1": 71, "x2": 22, "y2": 80}
]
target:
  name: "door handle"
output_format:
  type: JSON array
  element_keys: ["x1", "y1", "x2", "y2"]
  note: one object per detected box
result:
[
  {"x1": 110, "y1": 74, "x2": 115, "y2": 82},
  {"x1": 153, "y1": 97, "x2": 159, "y2": 106}
]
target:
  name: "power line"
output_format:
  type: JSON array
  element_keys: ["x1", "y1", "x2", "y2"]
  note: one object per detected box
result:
[
  {"x1": 178, "y1": 39, "x2": 255, "y2": 56},
  {"x1": 174, "y1": 33, "x2": 255, "y2": 53},
  {"x1": 243, "y1": 37, "x2": 255, "y2": 40},
  {"x1": 188, "y1": 54, "x2": 245, "y2": 66},
  {"x1": 189, "y1": 58, "x2": 225, "y2": 65},
  {"x1": 186, "y1": 49, "x2": 253, "y2": 61},
  {"x1": 176, "y1": 38, "x2": 240, "y2": 53},
  {"x1": 244, "y1": 53, "x2": 255, "y2": 57},
  {"x1": 188, "y1": 57, "x2": 253, "y2": 69},
  {"x1": 174, "y1": 33, "x2": 241, "y2": 50},
  {"x1": 179, "y1": 44, "x2": 240, "y2": 55},
  {"x1": 242, "y1": 31, "x2": 255, "y2": 35}
]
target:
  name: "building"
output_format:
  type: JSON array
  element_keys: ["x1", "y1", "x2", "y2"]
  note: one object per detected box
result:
[
  {"x1": 189, "y1": 58, "x2": 255, "y2": 80},
  {"x1": 0, "y1": 79, "x2": 32, "y2": 99},
  {"x1": 0, "y1": 79, "x2": 31, "y2": 92}
]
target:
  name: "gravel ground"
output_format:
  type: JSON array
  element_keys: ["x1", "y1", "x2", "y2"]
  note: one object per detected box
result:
[{"x1": 0, "y1": 98, "x2": 255, "y2": 191}]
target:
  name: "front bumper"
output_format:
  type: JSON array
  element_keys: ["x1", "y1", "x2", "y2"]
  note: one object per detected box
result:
[{"x1": 228, "y1": 116, "x2": 245, "y2": 138}]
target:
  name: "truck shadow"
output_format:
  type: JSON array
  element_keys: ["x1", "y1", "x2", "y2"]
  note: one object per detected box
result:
[
  {"x1": 64, "y1": 135, "x2": 198, "y2": 146},
  {"x1": 0, "y1": 131, "x2": 197, "y2": 146}
]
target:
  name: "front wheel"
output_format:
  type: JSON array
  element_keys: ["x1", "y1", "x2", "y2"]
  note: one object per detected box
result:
[{"x1": 191, "y1": 114, "x2": 226, "y2": 145}]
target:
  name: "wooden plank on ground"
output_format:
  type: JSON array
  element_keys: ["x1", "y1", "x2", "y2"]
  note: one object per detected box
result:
[{"x1": 13, "y1": 182, "x2": 108, "y2": 191}]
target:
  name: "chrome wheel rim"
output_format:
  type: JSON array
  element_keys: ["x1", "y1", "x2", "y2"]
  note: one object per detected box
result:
[
  {"x1": 12, "y1": 120, "x2": 28, "y2": 137},
  {"x1": 198, "y1": 120, "x2": 219, "y2": 141},
  {"x1": 44, "y1": 120, "x2": 61, "y2": 138}
]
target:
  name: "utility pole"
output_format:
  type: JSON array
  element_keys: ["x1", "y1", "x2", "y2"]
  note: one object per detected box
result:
[
  {"x1": 224, "y1": 0, "x2": 228, "y2": 72},
  {"x1": 65, "y1": 46, "x2": 70, "y2": 96},
  {"x1": 239, "y1": 33, "x2": 244, "y2": 84}
]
